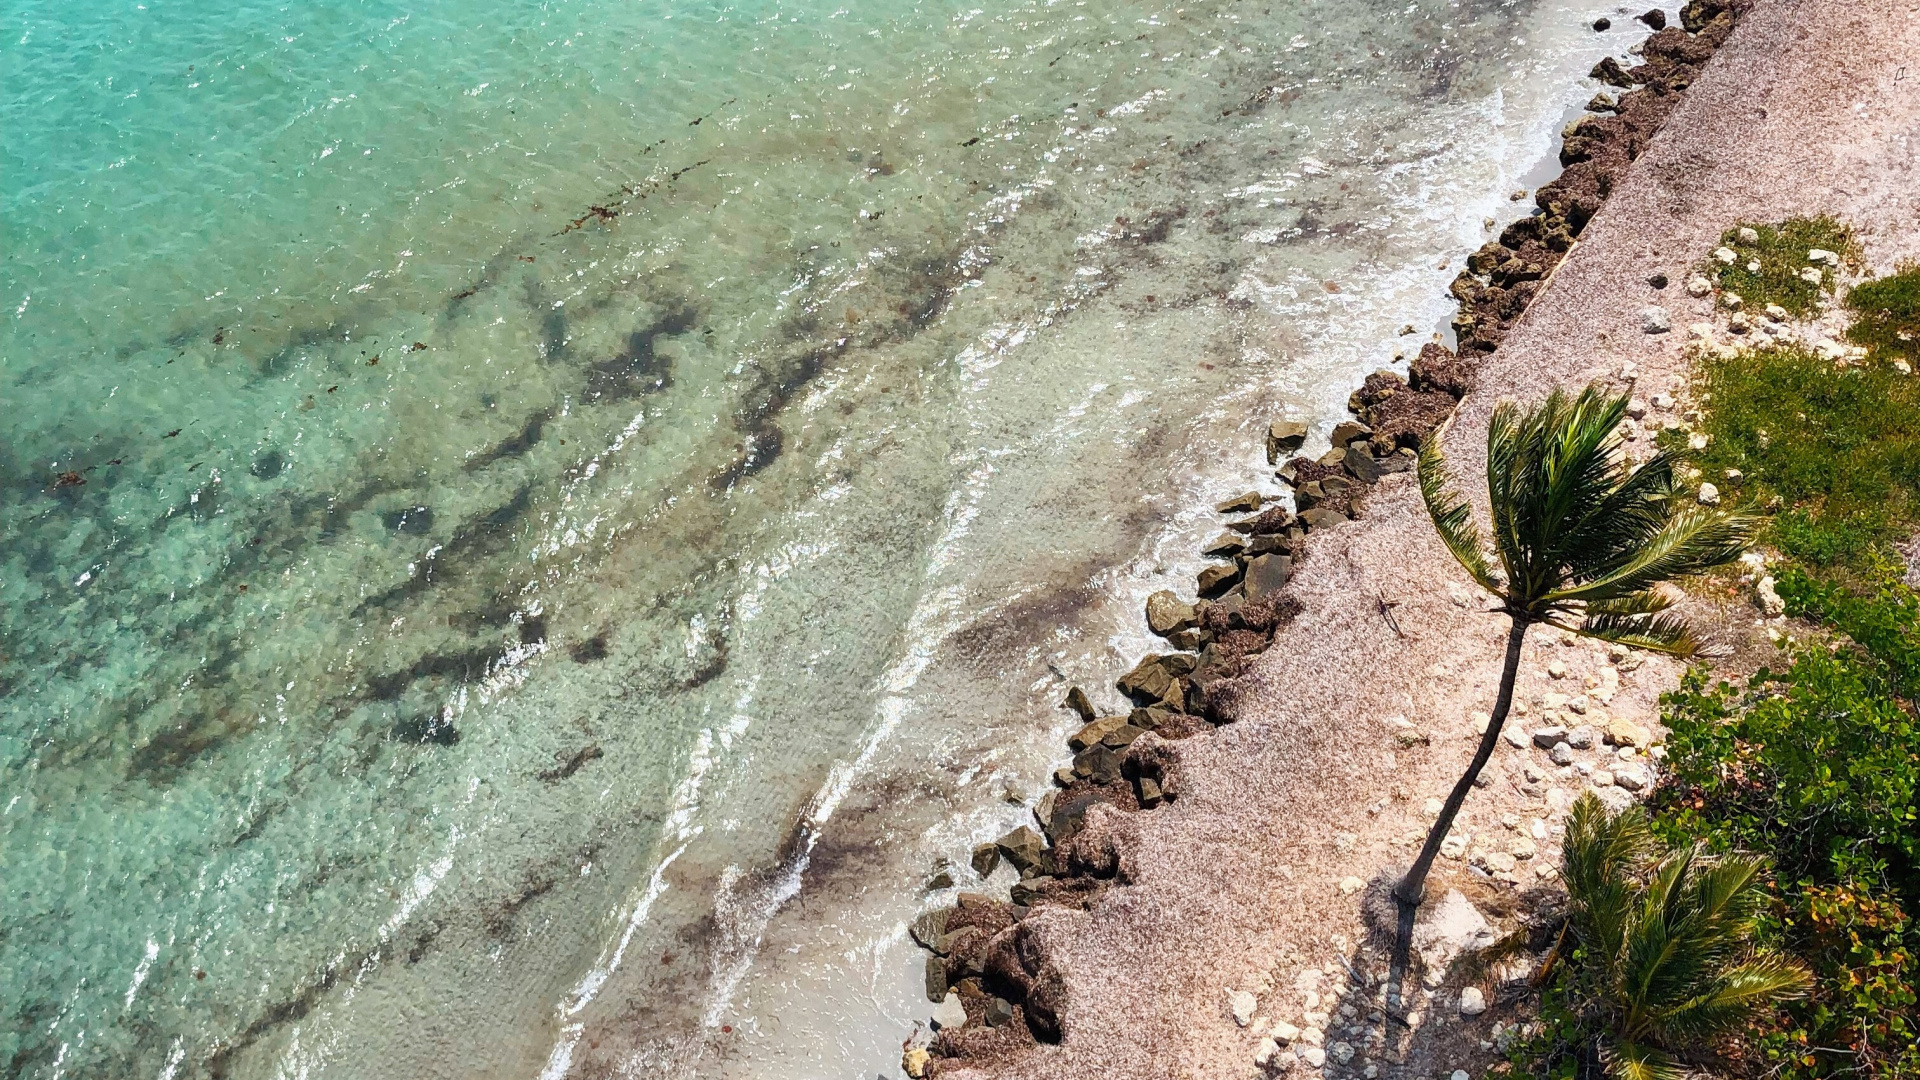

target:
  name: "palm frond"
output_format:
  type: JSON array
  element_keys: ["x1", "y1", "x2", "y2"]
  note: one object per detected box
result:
[
  {"x1": 1545, "y1": 503, "x2": 1755, "y2": 604},
  {"x1": 1605, "y1": 1040, "x2": 1691, "y2": 1080},
  {"x1": 1656, "y1": 955, "x2": 1813, "y2": 1042},
  {"x1": 1417, "y1": 427, "x2": 1500, "y2": 594},
  {"x1": 1569, "y1": 609, "x2": 1700, "y2": 656},
  {"x1": 1564, "y1": 793, "x2": 1656, "y2": 963}
]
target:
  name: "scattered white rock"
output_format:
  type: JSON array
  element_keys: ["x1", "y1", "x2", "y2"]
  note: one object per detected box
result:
[
  {"x1": 1548, "y1": 660, "x2": 1569, "y2": 679},
  {"x1": 1651, "y1": 392, "x2": 1674, "y2": 409},
  {"x1": 1689, "y1": 432, "x2": 1711, "y2": 451},
  {"x1": 1756, "y1": 575, "x2": 1785, "y2": 617},
  {"x1": 932, "y1": 991, "x2": 968, "y2": 1030},
  {"x1": 1808, "y1": 248, "x2": 1838, "y2": 265},
  {"x1": 1253, "y1": 1037, "x2": 1280, "y2": 1067},
  {"x1": 1330, "y1": 1041, "x2": 1356, "y2": 1064},
  {"x1": 1713, "y1": 246, "x2": 1736, "y2": 265},
  {"x1": 1591, "y1": 769, "x2": 1615, "y2": 787},
  {"x1": 1300, "y1": 1026, "x2": 1326, "y2": 1046},
  {"x1": 1424, "y1": 797, "x2": 1445, "y2": 817},
  {"x1": 1549, "y1": 741, "x2": 1575, "y2": 766},
  {"x1": 1459, "y1": 987, "x2": 1488, "y2": 1016},
  {"x1": 1230, "y1": 989, "x2": 1258, "y2": 1026},
  {"x1": 1503, "y1": 727, "x2": 1530, "y2": 749},
  {"x1": 1567, "y1": 727, "x2": 1596, "y2": 750},
  {"x1": 1722, "y1": 291, "x2": 1743, "y2": 309},
  {"x1": 1626, "y1": 397, "x2": 1649, "y2": 419},
  {"x1": 1640, "y1": 306, "x2": 1672, "y2": 334},
  {"x1": 1698, "y1": 482, "x2": 1721, "y2": 506},
  {"x1": 1766, "y1": 303, "x2": 1790, "y2": 321},
  {"x1": 1896, "y1": 359, "x2": 1914, "y2": 375},
  {"x1": 1615, "y1": 766, "x2": 1650, "y2": 792},
  {"x1": 1746, "y1": 260, "x2": 1761, "y2": 273},
  {"x1": 1301, "y1": 1046, "x2": 1328, "y2": 1068},
  {"x1": 1339, "y1": 876, "x2": 1364, "y2": 895},
  {"x1": 1453, "y1": 1071, "x2": 1472, "y2": 1080},
  {"x1": 1272, "y1": 1020, "x2": 1302, "y2": 1044},
  {"x1": 1685, "y1": 275, "x2": 1713, "y2": 297},
  {"x1": 1799, "y1": 266, "x2": 1824, "y2": 285},
  {"x1": 1532, "y1": 726, "x2": 1569, "y2": 748},
  {"x1": 1738, "y1": 227, "x2": 1759, "y2": 244},
  {"x1": 1726, "y1": 468, "x2": 1743, "y2": 483}
]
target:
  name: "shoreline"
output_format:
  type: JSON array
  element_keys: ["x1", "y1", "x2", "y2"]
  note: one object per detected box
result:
[{"x1": 901, "y1": 0, "x2": 1920, "y2": 1076}]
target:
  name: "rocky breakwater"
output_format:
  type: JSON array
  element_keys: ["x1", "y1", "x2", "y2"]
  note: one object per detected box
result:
[{"x1": 901, "y1": 2, "x2": 1752, "y2": 1075}]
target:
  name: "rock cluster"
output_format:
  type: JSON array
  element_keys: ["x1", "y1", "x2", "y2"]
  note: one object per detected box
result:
[
  {"x1": 1447, "y1": 0, "x2": 1750, "y2": 358},
  {"x1": 904, "y1": 3, "x2": 1748, "y2": 1073}
]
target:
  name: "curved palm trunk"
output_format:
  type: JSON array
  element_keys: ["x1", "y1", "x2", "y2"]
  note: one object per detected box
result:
[{"x1": 1396, "y1": 615, "x2": 1532, "y2": 906}]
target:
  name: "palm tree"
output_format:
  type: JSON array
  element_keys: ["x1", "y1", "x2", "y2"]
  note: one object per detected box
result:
[
  {"x1": 1399, "y1": 383, "x2": 1752, "y2": 906},
  {"x1": 1559, "y1": 792, "x2": 1811, "y2": 1079}
]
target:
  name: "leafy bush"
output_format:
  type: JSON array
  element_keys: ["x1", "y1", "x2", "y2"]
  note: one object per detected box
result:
[{"x1": 1656, "y1": 572, "x2": 1920, "y2": 1077}]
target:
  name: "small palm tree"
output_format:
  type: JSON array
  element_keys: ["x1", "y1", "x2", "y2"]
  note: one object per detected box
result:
[
  {"x1": 1399, "y1": 383, "x2": 1752, "y2": 906},
  {"x1": 1559, "y1": 792, "x2": 1812, "y2": 1079}
]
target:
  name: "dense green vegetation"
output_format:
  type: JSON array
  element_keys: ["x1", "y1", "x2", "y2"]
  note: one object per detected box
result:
[
  {"x1": 1707, "y1": 216, "x2": 1859, "y2": 318},
  {"x1": 1686, "y1": 341, "x2": 1920, "y2": 571},
  {"x1": 1503, "y1": 251, "x2": 1920, "y2": 1079},
  {"x1": 1845, "y1": 263, "x2": 1920, "y2": 366}
]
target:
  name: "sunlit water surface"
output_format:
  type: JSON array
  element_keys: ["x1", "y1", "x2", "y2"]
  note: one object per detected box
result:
[{"x1": 1, "y1": 0, "x2": 1644, "y2": 1075}]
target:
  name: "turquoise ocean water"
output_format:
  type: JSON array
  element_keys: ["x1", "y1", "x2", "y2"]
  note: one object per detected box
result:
[{"x1": 2, "y1": 0, "x2": 1644, "y2": 1075}]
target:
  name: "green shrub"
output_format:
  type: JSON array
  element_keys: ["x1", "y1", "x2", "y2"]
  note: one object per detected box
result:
[
  {"x1": 1846, "y1": 263, "x2": 1920, "y2": 365},
  {"x1": 1708, "y1": 216, "x2": 1859, "y2": 318},
  {"x1": 1656, "y1": 583, "x2": 1920, "y2": 1077}
]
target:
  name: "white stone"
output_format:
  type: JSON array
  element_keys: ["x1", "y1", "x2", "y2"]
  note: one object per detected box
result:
[
  {"x1": 1808, "y1": 248, "x2": 1838, "y2": 265},
  {"x1": 1424, "y1": 797, "x2": 1444, "y2": 817},
  {"x1": 1713, "y1": 246, "x2": 1736, "y2": 264},
  {"x1": 1503, "y1": 727, "x2": 1529, "y2": 749},
  {"x1": 1412, "y1": 889, "x2": 1499, "y2": 977},
  {"x1": 1453, "y1": 1071, "x2": 1472, "y2": 1080},
  {"x1": 1548, "y1": 660, "x2": 1569, "y2": 679},
  {"x1": 1331, "y1": 1041, "x2": 1356, "y2": 1063},
  {"x1": 1698, "y1": 482, "x2": 1721, "y2": 506},
  {"x1": 1626, "y1": 397, "x2": 1649, "y2": 419},
  {"x1": 1614, "y1": 766, "x2": 1650, "y2": 792},
  {"x1": 1766, "y1": 303, "x2": 1791, "y2": 321},
  {"x1": 1799, "y1": 266, "x2": 1824, "y2": 285},
  {"x1": 1300, "y1": 1046, "x2": 1327, "y2": 1068},
  {"x1": 1591, "y1": 769, "x2": 1615, "y2": 787},
  {"x1": 1531, "y1": 818, "x2": 1548, "y2": 839},
  {"x1": 1339, "y1": 876, "x2": 1364, "y2": 895},
  {"x1": 1441, "y1": 833, "x2": 1468, "y2": 859},
  {"x1": 1651, "y1": 392, "x2": 1674, "y2": 409},
  {"x1": 1738, "y1": 227, "x2": 1759, "y2": 243},
  {"x1": 1756, "y1": 575, "x2": 1785, "y2": 617},
  {"x1": 1459, "y1": 987, "x2": 1488, "y2": 1016},
  {"x1": 1549, "y1": 741, "x2": 1575, "y2": 766},
  {"x1": 1300, "y1": 1025, "x2": 1325, "y2": 1046},
  {"x1": 1722, "y1": 291, "x2": 1743, "y2": 309},
  {"x1": 1230, "y1": 989, "x2": 1258, "y2": 1026},
  {"x1": 1685, "y1": 275, "x2": 1713, "y2": 297},
  {"x1": 932, "y1": 991, "x2": 968, "y2": 1030},
  {"x1": 1689, "y1": 321, "x2": 1715, "y2": 340},
  {"x1": 1510, "y1": 836, "x2": 1537, "y2": 860},
  {"x1": 1640, "y1": 306, "x2": 1672, "y2": 334},
  {"x1": 1689, "y1": 432, "x2": 1711, "y2": 451},
  {"x1": 1747, "y1": 260, "x2": 1761, "y2": 273},
  {"x1": 1253, "y1": 1037, "x2": 1280, "y2": 1067}
]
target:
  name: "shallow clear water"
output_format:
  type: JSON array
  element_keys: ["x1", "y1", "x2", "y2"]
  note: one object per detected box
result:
[{"x1": 1, "y1": 0, "x2": 1642, "y2": 1075}]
